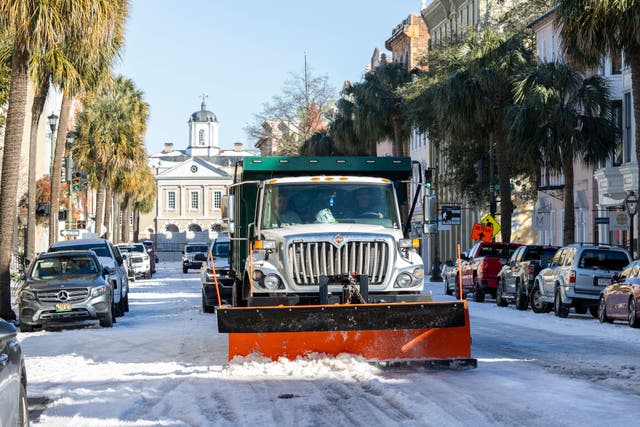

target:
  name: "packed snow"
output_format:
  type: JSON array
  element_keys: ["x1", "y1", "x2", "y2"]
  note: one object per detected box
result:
[{"x1": 17, "y1": 261, "x2": 640, "y2": 426}]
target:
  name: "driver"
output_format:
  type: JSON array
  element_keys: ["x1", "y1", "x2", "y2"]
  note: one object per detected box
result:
[
  {"x1": 276, "y1": 193, "x2": 302, "y2": 225},
  {"x1": 352, "y1": 188, "x2": 383, "y2": 218}
]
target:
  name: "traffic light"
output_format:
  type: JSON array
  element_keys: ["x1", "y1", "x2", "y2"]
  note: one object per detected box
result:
[
  {"x1": 72, "y1": 171, "x2": 81, "y2": 192},
  {"x1": 425, "y1": 168, "x2": 433, "y2": 189}
]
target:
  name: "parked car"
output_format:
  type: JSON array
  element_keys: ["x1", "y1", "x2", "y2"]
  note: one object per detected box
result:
[
  {"x1": 201, "y1": 236, "x2": 233, "y2": 312},
  {"x1": 48, "y1": 238, "x2": 129, "y2": 317},
  {"x1": 532, "y1": 244, "x2": 631, "y2": 318},
  {"x1": 114, "y1": 245, "x2": 136, "y2": 282},
  {"x1": 0, "y1": 318, "x2": 28, "y2": 426},
  {"x1": 460, "y1": 241, "x2": 522, "y2": 302},
  {"x1": 496, "y1": 244, "x2": 559, "y2": 309},
  {"x1": 17, "y1": 250, "x2": 115, "y2": 331},
  {"x1": 182, "y1": 243, "x2": 209, "y2": 273},
  {"x1": 142, "y1": 240, "x2": 157, "y2": 273},
  {"x1": 116, "y1": 243, "x2": 152, "y2": 279},
  {"x1": 598, "y1": 260, "x2": 640, "y2": 328}
]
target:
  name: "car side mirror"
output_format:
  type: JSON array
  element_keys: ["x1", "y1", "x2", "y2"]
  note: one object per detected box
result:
[
  {"x1": 103, "y1": 266, "x2": 114, "y2": 276},
  {"x1": 612, "y1": 273, "x2": 621, "y2": 282},
  {"x1": 121, "y1": 253, "x2": 128, "y2": 259}
]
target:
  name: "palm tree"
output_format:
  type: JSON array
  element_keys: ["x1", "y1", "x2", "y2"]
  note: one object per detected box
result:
[
  {"x1": 131, "y1": 168, "x2": 156, "y2": 242},
  {"x1": 556, "y1": 0, "x2": 640, "y2": 200},
  {"x1": 348, "y1": 63, "x2": 412, "y2": 156},
  {"x1": 510, "y1": 62, "x2": 617, "y2": 244}
]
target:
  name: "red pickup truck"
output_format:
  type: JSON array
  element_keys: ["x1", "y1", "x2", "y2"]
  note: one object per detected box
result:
[{"x1": 460, "y1": 241, "x2": 522, "y2": 302}]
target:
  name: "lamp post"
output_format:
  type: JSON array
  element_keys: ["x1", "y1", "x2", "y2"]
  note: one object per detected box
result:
[
  {"x1": 47, "y1": 113, "x2": 59, "y2": 211},
  {"x1": 65, "y1": 132, "x2": 76, "y2": 235},
  {"x1": 625, "y1": 191, "x2": 639, "y2": 258}
]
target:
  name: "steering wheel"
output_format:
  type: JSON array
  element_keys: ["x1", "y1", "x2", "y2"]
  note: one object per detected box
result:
[{"x1": 357, "y1": 211, "x2": 382, "y2": 218}]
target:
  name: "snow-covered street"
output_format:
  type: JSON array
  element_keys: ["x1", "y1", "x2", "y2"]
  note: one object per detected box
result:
[{"x1": 18, "y1": 261, "x2": 640, "y2": 426}]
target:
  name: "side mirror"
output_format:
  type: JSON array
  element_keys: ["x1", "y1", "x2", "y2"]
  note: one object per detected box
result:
[
  {"x1": 612, "y1": 273, "x2": 621, "y2": 282},
  {"x1": 103, "y1": 266, "x2": 114, "y2": 276},
  {"x1": 121, "y1": 253, "x2": 128, "y2": 259},
  {"x1": 228, "y1": 195, "x2": 235, "y2": 234}
]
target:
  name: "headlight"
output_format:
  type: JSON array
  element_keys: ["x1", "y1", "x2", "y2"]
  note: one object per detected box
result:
[
  {"x1": 394, "y1": 273, "x2": 413, "y2": 288},
  {"x1": 398, "y1": 238, "x2": 420, "y2": 249},
  {"x1": 91, "y1": 285, "x2": 109, "y2": 297},
  {"x1": 412, "y1": 267, "x2": 424, "y2": 279},
  {"x1": 254, "y1": 240, "x2": 276, "y2": 250},
  {"x1": 264, "y1": 274, "x2": 280, "y2": 290},
  {"x1": 252, "y1": 270, "x2": 264, "y2": 281},
  {"x1": 21, "y1": 290, "x2": 35, "y2": 301}
]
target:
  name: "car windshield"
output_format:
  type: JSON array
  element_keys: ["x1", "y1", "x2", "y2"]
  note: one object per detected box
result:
[
  {"x1": 524, "y1": 247, "x2": 558, "y2": 261},
  {"x1": 186, "y1": 245, "x2": 208, "y2": 253},
  {"x1": 30, "y1": 255, "x2": 99, "y2": 280},
  {"x1": 578, "y1": 250, "x2": 629, "y2": 270},
  {"x1": 261, "y1": 182, "x2": 400, "y2": 229},
  {"x1": 478, "y1": 244, "x2": 519, "y2": 258},
  {"x1": 50, "y1": 243, "x2": 110, "y2": 258},
  {"x1": 212, "y1": 242, "x2": 229, "y2": 257},
  {"x1": 116, "y1": 245, "x2": 131, "y2": 253}
]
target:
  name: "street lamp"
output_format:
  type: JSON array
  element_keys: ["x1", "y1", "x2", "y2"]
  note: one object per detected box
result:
[
  {"x1": 65, "y1": 131, "x2": 76, "y2": 234},
  {"x1": 625, "y1": 191, "x2": 639, "y2": 258}
]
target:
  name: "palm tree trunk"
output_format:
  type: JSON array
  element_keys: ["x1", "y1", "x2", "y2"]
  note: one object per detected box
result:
[
  {"x1": 27, "y1": 77, "x2": 50, "y2": 260},
  {"x1": 133, "y1": 207, "x2": 140, "y2": 242},
  {"x1": 122, "y1": 196, "x2": 131, "y2": 243},
  {"x1": 0, "y1": 49, "x2": 30, "y2": 320},
  {"x1": 104, "y1": 187, "x2": 113, "y2": 240},
  {"x1": 494, "y1": 133, "x2": 513, "y2": 242},
  {"x1": 95, "y1": 178, "x2": 107, "y2": 238},
  {"x1": 562, "y1": 154, "x2": 575, "y2": 245},
  {"x1": 630, "y1": 47, "x2": 640, "y2": 202},
  {"x1": 49, "y1": 94, "x2": 72, "y2": 245},
  {"x1": 393, "y1": 116, "x2": 404, "y2": 157}
]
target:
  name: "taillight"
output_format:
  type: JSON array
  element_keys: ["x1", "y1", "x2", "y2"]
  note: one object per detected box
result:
[
  {"x1": 569, "y1": 270, "x2": 576, "y2": 283},
  {"x1": 528, "y1": 264, "x2": 535, "y2": 280}
]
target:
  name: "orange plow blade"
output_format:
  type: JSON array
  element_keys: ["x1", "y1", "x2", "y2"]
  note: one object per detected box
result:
[{"x1": 217, "y1": 301, "x2": 476, "y2": 369}]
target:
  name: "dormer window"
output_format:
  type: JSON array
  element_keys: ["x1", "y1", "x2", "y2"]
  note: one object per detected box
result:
[{"x1": 199, "y1": 129, "x2": 205, "y2": 145}]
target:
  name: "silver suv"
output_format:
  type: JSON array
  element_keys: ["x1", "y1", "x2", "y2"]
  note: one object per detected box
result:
[
  {"x1": 182, "y1": 243, "x2": 209, "y2": 273},
  {"x1": 18, "y1": 250, "x2": 114, "y2": 331},
  {"x1": 532, "y1": 244, "x2": 631, "y2": 318}
]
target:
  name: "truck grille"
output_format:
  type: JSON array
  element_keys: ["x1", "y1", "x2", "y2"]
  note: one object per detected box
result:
[
  {"x1": 287, "y1": 240, "x2": 390, "y2": 286},
  {"x1": 37, "y1": 288, "x2": 89, "y2": 303},
  {"x1": 131, "y1": 256, "x2": 143, "y2": 264}
]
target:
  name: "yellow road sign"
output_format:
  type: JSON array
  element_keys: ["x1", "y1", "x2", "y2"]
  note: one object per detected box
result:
[{"x1": 480, "y1": 214, "x2": 501, "y2": 238}]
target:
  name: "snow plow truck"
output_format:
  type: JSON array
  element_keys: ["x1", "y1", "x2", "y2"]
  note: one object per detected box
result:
[{"x1": 216, "y1": 156, "x2": 476, "y2": 369}]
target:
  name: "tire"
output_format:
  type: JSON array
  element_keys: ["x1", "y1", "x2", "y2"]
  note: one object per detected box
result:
[
  {"x1": 444, "y1": 279, "x2": 452, "y2": 296},
  {"x1": 629, "y1": 297, "x2": 640, "y2": 328},
  {"x1": 19, "y1": 323, "x2": 33, "y2": 333},
  {"x1": 124, "y1": 293, "x2": 130, "y2": 312},
  {"x1": 100, "y1": 305, "x2": 114, "y2": 327},
  {"x1": 232, "y1": 280, "x2": 248, "y2": 307},
  {"x1": 17, "y1": 383, "x2": 28, "y2": 427},
  {"x1": 472, "y1": 276, "x2": 485, "y2": 303},
  {"x1": 574, "y1": 306, "x2": 587, "y2": 315},
  {"x1": 515, "y1": 281, "x2": 529, "y2": 311},
  {"x1": 455, "y1": 279, "x2": 466, "y2": 300},
  {"x1": 598, "y1": 296, "x2": 612, "y2": 323},
  {"x1": 116, "y1": 299, "x2": 125, "y2": 317},
  {"x1": 496, "y1": 281, "x2": 508, "y2": 307},
  {"x1": 588, "y1": 305, "x2": 599, "y2": 318},
  {"x1": 530, "y1": 283, "x2": 551, "y2": 313},
  {"x1": 111, "y1": 302, "x2": 117, "y2": 323},
  {"x1": 145, "y1": 271, "x2": 151, "y2": 279},
  {"x1": 554, "y1": 289, "x2": 569, "y2": 318},
  {"x1": 202, "y1": 291, "x2": 215, "y2": 313},
  {"x1": 183, "y1": 266, "x2": 188, "y2": 274}
]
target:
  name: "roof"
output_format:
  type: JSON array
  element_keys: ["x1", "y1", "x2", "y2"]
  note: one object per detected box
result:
[
  {"x1": 50, "y1": 238, "x2": 108, "y2": 248},
  {"x1": 190, "y1": 101, "x2": 217, "y2": 123}
]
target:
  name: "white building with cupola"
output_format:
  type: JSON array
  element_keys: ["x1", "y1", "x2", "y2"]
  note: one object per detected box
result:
[{"x1": 138, "y1": 100, "x2": 256, "y2": 248}]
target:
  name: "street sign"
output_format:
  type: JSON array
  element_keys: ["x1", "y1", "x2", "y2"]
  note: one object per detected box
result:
[
  {"x1": 471, "y1": 223, "x2": 493, "y2": 242},
  {"x1": 441, "y1": 205, "x2": 461, "y2": 225},
  {"x1": 60, "y1": 229, "x2": 80, "y2": 237},
  {"x1": 480, "y1": 213, "x2": 501, "y2": 238},
  {"x1": 594, "y1": 217, "x2": 610, "y2": 225}
]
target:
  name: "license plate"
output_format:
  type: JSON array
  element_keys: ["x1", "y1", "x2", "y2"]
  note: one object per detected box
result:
[
  {"x1": 597, "y1": 278, "x2": 611, "y2": 286},
  {"x1": 55, "y1": 303, "x2": 72, "y2": 312}
]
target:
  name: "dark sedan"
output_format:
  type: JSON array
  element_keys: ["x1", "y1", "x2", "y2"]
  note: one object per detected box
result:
[
  {"x1": 598, "y1": 260, "x2": 640, "y2": 328},
  {"x1": 0, "y1": 319, "x2": 28, "y2": 426}
]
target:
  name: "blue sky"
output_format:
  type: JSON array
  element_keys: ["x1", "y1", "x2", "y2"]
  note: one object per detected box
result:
[{"x1": 116, "y1": 0, "x2": 423, "y2": 155}]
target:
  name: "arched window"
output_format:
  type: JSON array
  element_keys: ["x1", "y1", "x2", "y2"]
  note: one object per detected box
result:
[
  {"x1": 199, "y1": 129, "x2": 205, "y2": 145},
  {"x1": 165, "y1": 224, "x2": 179, "y2": 232},
  {"x1": 188, "y1": 223, "x2": 202, "y2": 232}
]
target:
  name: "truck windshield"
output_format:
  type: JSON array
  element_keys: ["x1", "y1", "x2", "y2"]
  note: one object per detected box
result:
[{"x1": 261, "y1": 182, "x2": 400, "y2": 229}]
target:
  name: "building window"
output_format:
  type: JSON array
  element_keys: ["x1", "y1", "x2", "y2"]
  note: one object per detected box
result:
[
  {"x1": 199, "y1": 129, "x2": 205, "y2": 145},
  {"x1": 612, "y1": 100, "x2": 623, "y2": 166},
  {"x1": 212, "y1": 190, "x2": 222, "y2": 209},
  {"x1": 190, "y1": 191, "x2": 200, "y2": 210},
  {"x1": 611, "y1": 50, "x2": 622, "y2": 75},
  {"x1": 167, "y1": 190, "x2": 176, "y2": 210}
]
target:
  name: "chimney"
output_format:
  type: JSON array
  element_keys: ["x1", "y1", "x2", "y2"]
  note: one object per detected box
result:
[
  {"x1": 234, "y1": 142, "x2": 243, "y2": 152},
  {"x1": 163, "y1": 143, "x2": 173, "y2": 153}
]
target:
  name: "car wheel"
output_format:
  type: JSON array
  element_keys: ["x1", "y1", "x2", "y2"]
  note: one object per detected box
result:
[
  {"x1": 100, "y1": 305, "x2": 114, "y2": 327},
  {"x1": 455, "y1": 278, "x2": 466, "y2": 300},
  {"x1": 202, "y1": 291, "x2": 215, "y2": 313},
  {"x1": 598, "y1": 296, "x2": 612, "y2": 323},
  {"x1": 628, "y1": 297, "x2": 640, "y2": 328},
  {"x1": 530, "y1": 283, "x2": 551, "y2": 313},
  {"x1": 515, "y1": 281, "x2": 529, "y2": 311},
  {"x1": 111, "y1": 302, "x2": 117, "y2": 323},
  {"x1": 496, "y1": 281, "x2": 508, "y2": 307},
  {"x1": 588, "y1": 305, "x2": 599, "y2": 318},
  {"x1": 145, "y1": 271, "x2": 151, "y2": 279},
  {"x1": 116, "y1": 299, "x2": 125, "y2": 317},
  {"x1": 124, "y1": 293, "x2": 130, "y2": 312},
  {"x1": 554, "y1": 289, "x2": 569, "y2": 318},
  {"x1": 19, "y1": 323, "x2": 33, "y2": 333},
  {"x1": 444, "y1": 279, "x2": 452, "y2": 296},
  {"x1": 183, "y1": 266, "x2": 188, "y2": 273},
  {"x1": 472, "y1": 276, "x2": 485, "y2": 303},
  {"x1": 18, "y1": 383, "x2": 28, "y2": 427}
]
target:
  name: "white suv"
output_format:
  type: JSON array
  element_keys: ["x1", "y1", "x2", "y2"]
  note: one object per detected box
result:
[
  {"x1": 116, "y1": 243, "x2": 152, "y2": 279},
  {"x1": 533, "y1": 244, "x2": 631, "y2": 318}
]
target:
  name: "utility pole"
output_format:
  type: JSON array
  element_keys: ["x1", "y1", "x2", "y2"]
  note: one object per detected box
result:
[{"x1": 430, "y1": 141, "x2": 442, "y2": 282}]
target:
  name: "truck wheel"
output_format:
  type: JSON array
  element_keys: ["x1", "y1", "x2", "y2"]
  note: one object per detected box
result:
[
  {"x1": 495, "y1": 282, "x2": 508, "y2": 307},
  {"x1": 554, "y1": 290, "x2": 569, "y2": 318},
  {"x1": 455, "y1": 279, "x2": 466, "y2": 300},
  {"x1": 444, "y1": 280, "x2": 452, "y2": 296},
  {"x1": 588, "y1": 305, "x2": 599, "y2": 318},
  {"x1": 19, "y1": 323, "x2": 33, "y2": 333},
  {"x1": 100, "y1": 305, "x2": 114, "y2": 327},
  {"x1": 598, "y1": 296, "x2": 612, "y2": 323},
  {"x1": 515, "y1": 281, "x2": 529, "y2": 311},
  {"x1": 530, "y1": 283, "x2": 551, "y2": 313},
  {"x1": 472, "y1": 277, "x2": 485, "y2": 303},
  {"x1": 629, "y1": 297, "x2": 640, "y2": 328},
  {"x1": 202, "y1": 291, "x2": 215, "y2": 313}
]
